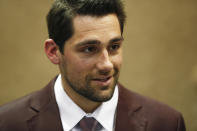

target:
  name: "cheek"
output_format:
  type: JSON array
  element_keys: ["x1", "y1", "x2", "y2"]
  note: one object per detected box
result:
[
  {"x1": 64, "y1": 53, "x2": 94, "y2": 75},
  {"x1": 112, "y1": 53, "x2": 122, "y2": 68}
]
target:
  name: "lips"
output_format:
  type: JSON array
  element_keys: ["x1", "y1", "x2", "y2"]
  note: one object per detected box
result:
[
  {"x1": 93, "y1": 76, "x2": 111, "y2": 81},
  {"x1": 91, "y1": 76, "x2": 112, "y2": 86}
]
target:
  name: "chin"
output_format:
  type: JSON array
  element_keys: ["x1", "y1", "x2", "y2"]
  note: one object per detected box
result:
[{"x1": 88, "y1": 87, "x2": 115, "y2": 102}]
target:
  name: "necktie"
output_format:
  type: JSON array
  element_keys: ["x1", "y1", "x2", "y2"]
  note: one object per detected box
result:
[{"x1": 79, "y1": 116, "x2": 103, "y2": 131}]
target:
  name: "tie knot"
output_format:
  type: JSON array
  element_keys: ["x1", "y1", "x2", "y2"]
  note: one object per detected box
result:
[
  {"x1": 80, "y1": 117, "x2": 96, "y2": 130},
  {"x1": 79, "y1": 116, "x2": 102, "y2": 131}
]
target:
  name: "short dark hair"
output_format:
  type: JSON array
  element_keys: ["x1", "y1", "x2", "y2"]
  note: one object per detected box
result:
[{"x1": 47, "y1": 0, "x2": 126, "y2": 53}]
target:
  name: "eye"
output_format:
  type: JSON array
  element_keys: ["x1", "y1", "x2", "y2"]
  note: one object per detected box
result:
[
  {"x1": 109, "y1": 44, "x2": 120, "y2": 52},
  {"x1": 83, "y1": 46, "x2": 98, "y2": 53}
]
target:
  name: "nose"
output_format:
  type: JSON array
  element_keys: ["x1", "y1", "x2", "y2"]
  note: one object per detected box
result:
[{"x1": 96, "y1": 49, "x2": 113, "y2": 75}]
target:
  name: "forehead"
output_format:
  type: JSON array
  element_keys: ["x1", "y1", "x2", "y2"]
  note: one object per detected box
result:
[
  {"x1": 73, "y1": 14, "x2": 120, "y2": 31},
  {"x1": 67, "y1": 14, "x2": 121, "y2": 44}
]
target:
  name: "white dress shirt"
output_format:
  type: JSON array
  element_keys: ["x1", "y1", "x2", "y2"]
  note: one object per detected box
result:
[{"x1": 54, "y1": 74, "x2": 118, "y2": 131}]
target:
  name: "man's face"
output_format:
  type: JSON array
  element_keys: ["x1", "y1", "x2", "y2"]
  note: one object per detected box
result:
[{"x1": 59, "y1": 14, "x2": 123, "y2": 102}]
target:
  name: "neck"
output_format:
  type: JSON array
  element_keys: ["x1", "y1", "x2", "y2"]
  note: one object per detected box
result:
[{"x1": 61, "y1": 77, "x2": 101, "y2": 113}]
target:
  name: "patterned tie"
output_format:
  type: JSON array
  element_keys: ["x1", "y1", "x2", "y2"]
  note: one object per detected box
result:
[{"x1": 79, "y1": 116, "x2": 103, "y2": 131}]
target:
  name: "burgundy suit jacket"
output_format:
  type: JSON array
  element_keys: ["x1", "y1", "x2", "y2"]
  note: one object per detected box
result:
[{"x1": 0, "y1": 77, "x2": 186, "y2": 131}]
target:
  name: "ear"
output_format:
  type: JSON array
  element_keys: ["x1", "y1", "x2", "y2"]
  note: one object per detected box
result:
[{"x1": 44, "y1": 39, "x2": 60, "y2": 64}]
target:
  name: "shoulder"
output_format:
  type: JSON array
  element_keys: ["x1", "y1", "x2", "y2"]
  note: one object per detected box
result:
[
  {"x1": 0, "y1": 90, "x2": 37, "y2": 115},
  {"x1": 0, "y1": 77, "x2": 56, "y2": 130},
  {"x1": 118, "y1": 83, "x2": 181, "y2": 116},
  {"x1": 0, "y1": 91, "x2": 37, "y2": 130},
  {"x1": 117, "y1": 84, "x2": 186, "y2": 131}
]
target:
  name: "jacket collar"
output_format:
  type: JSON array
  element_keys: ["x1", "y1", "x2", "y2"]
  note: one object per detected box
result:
[
  {"x1": 115, "y1": 84, "x2": 148, "y2": 131},
  {"x1": 26, "y1": 76, "x2": 63, "y2": 131},
  {"x1": 26, "y1": 77, "x2": 147, "y2": 131}
]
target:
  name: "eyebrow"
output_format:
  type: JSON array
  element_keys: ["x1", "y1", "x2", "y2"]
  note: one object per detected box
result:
[
  {"x1": 77, "y1": 40, "x2": 101, "y2": 47},
  {"x1": 109, "y1": 36, "x2": 124, "y2": 44},
  {"x1": 76, "y1": 36, "x2": 124, "y2": 47}
]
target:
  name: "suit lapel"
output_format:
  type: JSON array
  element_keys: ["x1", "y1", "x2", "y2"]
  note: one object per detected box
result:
[
  {"x1": 26, "y1": 77, "x2": 63, "y2": 131},
  {"x1": 115, "y1": 84, "x2": 148, "y2": 131},
  {"x1": 27, "y1": 99, "x2": 63, "y2": 131},
  {"x1": 24, "y1": 78, "x2": 147, "y2": 131}
]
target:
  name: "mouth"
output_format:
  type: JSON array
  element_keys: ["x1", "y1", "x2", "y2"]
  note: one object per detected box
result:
[
  {"x1": 93, "y1": 76, "x2": 111, "y2": 81},
  {"x1": 91, "y1": 76, "x2": 113, "y2": 86}
]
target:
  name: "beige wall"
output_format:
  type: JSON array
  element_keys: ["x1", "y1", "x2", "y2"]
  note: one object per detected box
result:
[{"x1": 0, "y1": 0, "x2": 196, "y2": 130}]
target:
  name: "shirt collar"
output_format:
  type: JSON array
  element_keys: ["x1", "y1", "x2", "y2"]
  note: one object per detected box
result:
[{"x1": 54, "y1": 74, "x2": 118, "y2": 131}]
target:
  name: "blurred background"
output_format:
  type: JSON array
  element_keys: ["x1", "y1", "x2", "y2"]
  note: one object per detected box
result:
[{"x1": 0, "y1": 0, "x2": 196, "y2": 130}]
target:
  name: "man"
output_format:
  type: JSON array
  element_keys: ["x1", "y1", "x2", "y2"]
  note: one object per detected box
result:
[{"x1": 0, "y1": 0, "x2": 186, "y2": 131}]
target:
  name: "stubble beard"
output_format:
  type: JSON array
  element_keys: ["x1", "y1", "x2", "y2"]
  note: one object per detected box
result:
[{"x1": 63, "y1": 68, "x2": 119, "y2": 102}]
